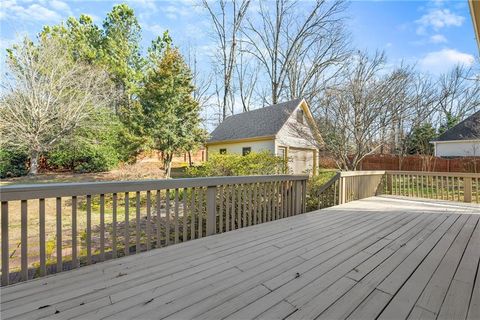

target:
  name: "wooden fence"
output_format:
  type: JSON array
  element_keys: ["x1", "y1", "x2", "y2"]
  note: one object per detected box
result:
[
  {"x1": 0, "y1": 175, "x2": 308, "y2": 286},
  {"x1": 319, "y1": 154, "x2": 480, "y2": 173}
]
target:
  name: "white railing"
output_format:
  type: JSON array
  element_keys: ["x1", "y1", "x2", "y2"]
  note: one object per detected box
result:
[{"x1": 0, "y1": 175, "x2": 308, "y2": 286}]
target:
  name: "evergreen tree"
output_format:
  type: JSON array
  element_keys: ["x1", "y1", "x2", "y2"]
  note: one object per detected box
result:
[
  {"x1": 406, "y1": 123, "x2": 437, "y2": 155},
  {"x1": 141, "y1": 34, "x2": 206, "y2": 178}
]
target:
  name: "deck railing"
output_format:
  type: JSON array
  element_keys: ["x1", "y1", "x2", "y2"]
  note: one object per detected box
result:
[
  {"x1": 0, "y1": 175, "x2": 308, "y2": 286},
  {"x1": 384, "y1": 171, "x2": 480, "y2": 203},
  {"x1": 316, "y1": 170, "x2": 480, "y2": 208}
]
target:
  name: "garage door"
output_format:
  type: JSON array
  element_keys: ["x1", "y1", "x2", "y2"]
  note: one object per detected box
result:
[{"x1": 288, "y1": 148, "x2": 314, "y2": 175}]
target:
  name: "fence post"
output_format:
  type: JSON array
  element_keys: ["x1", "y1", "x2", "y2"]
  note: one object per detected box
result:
[
  {"x1": 206, "y1": 185, "x2": 217, "y2": 236},
  {"x1": 464, "y1": 177, "x2": 472, "y2": 203},
  {"x1": 1, "y1": 201, "x2": 9, "y2": 286}
]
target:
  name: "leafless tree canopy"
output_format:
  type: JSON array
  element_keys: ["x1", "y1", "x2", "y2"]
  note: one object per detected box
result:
[
  {"x1": 243, "y1": 0, "x2": 349, "y2": 105},
  {"x1": 0, "y1": 37, "x2": 116, "y2": 174},
  {"x1": 202, "y1": 0, "x2": 251, "y2": 121}
]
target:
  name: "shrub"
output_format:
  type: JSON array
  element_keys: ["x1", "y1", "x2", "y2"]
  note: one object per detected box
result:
[
  {"x1": 0, "y1": 147, "x2": 29, "y2": 178},
  {"x1": 306, "y1": 171, "x2": 338, "y2": 211},
  {"x1": 186, "y1": 151, "x2": 286, "y2": 177},
  {"x1": 47, "y1": 110, "x2": 123, "y2": 173}
]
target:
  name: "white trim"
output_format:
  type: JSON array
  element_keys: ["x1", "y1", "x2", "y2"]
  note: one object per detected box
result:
[{"x1": 430, "y1": 139, "x2": 480, "y2": 144}]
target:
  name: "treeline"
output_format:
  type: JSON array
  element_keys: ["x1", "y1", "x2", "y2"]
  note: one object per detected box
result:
[
  {"x1": 200, "y1": 0, "x2": 479, "y2": 170},
  {"x1": 0, "y1": 4, "x2": 206, "y2": 178}
]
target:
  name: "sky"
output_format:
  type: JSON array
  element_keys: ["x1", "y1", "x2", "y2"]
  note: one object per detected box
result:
[{"x1": 0, "y1": 0, "x2": 478, "y2": 75}]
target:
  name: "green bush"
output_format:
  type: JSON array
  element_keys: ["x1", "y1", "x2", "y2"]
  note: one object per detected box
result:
[
  {"x1": 186, "y1": 151, "x2": 286, "y2": 177},
  {"x1": 306, "y1": 171, "x2": 338, "y2": 211},
  {"x1": 0, "y1": 147, "x2": 29, "y2": 178},
  {"x1": 47, "y1": 110, "x2": 123, "y2": 173}
]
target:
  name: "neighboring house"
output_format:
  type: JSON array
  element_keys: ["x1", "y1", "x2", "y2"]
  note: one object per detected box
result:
[
  {"x1": 432, "y1": 111, "x2": 480, "y2": 157},
  {"x1": 206, "y1": 98, "x2": 323, "y2": 175}
]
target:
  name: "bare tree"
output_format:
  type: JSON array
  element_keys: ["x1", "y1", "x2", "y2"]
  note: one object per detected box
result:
[
  {"x1": 202, "y1": 0, "x2": 251, "y2": 120},
  {"x1": 318, "y1": 51, "x2": 413, "y2": 170},
  {"x1": 435, "y1": 64, "x2": 480, "y2": 122},
  {"x1": 243, "y1": 0, "x2": 348, "y2": 105},
  {"x1": 0, "y1": 37, "x2": 115, "y2": 175},
  {"x1": 235, "y1": 41, "x2": 259, "y2": 112}
]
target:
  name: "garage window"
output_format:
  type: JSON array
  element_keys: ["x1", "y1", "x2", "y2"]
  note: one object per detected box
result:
[
  {"x1": 242, "y1": 147, "x2": 251, "y2": 156},
  {"x1": 219, "y1": 148, "x2": 227, "y2": 154}
]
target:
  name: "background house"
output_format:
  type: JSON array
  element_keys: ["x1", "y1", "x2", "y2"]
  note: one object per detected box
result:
[
  {"x1": 432, "y1": 111, "x2": 480, "y2": 157},
  {"x1": 206, "y1": 98, "x2": 322, "y2": 175}
]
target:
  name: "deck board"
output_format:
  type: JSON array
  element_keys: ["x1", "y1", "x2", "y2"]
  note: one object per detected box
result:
[{"x1": 1, "y1": 196, "x2": 479, "y2": 320}]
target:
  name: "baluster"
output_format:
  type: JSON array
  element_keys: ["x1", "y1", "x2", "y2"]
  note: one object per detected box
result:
[
  {"x1": 21, "y1": 200, "x2": 28, "y2": 280},
  {"x1": 1, "y1": 201, "x2": 9, "y2": 286},
  {"x1": 135, "y1": 191, "x2": 141, "y2": 253},
  {"x1": 225, "y1": 186, "x2": 230, "y2": 231},
  {"x1": 40, "y1": 198, "x2": 47, "y2": 275},
  {"x1": 156, "y1": 190, "x2": 161, "y2": 248},
  {"x1": 237, "y1": 185, "x2": 242, "y2": 228},
  {"x1": 174, "y1": 189, "x2": 179, "y2": 244},
  {"x1": 190, "y1": 188, "x2": 196, "y2": 240},
  {"x1": 231, "y1": 185, "x2": 235, "y2": 230},
  {"x1": 183, "y1": 188, "x2": 188, "y2": 241},
  {"x1": 219, "y1": 186, "x2": 224, "y2": 233},
  {"x1": 86, "y1": 195, "x2": 92, "y2": 264},
  {"x1": 112, "y1": 193, "x2": 117, "y2": 259},
  {"x1": 146, "y1": 191, "x2": 151, "y2": 250},
  {"x1": 166, "y1": 189, "x2": 171, "y2": 244},
  {"x1": 124, "y1": 192, "x2": 129, "y2": 256},
  {"x1": 198, "y1": 188, "x2": 204, "y2": 238},
  {"x1": 99, "y1": 194, "x2": 105, "y2": 261}
]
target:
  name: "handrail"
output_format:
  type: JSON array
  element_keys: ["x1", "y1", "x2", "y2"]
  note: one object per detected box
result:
[
  {"x1": 317, "y1": 172, "x2": 340, "y2": 195},
  {"x1": 339, "y1": 170, "x2": 386, "y2": 177},
  {"x1": 0, "y1": 175, "x2": 308, "y2": 202}
]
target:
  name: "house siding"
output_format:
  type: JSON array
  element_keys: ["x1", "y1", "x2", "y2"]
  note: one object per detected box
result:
[
  {"x1": 434, "y1": 140, "x2": 480, "y2": 157},
  {"x1": 275, "y1": 105, "x2": 317, "y2": 150},
  {"x1": 208, "y1": 140, "x2": 275, "y2": 156}
]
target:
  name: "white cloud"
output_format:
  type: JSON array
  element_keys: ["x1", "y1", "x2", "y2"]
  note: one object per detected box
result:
[
  {"x1": 419, "y1": 48, "x2": 474, "y2": 74},
  {"x1": 49, "y1": 0, "x2": 70, "y2": 13},
  {"x1": 143, "y1": 23, "x2": 166, "y2": 35},
  {"x1": 1, "y1": 0, "x2": 62, "y2": 22},
  {"x1": 416, "y1": 9, "x2": 464, "y2": 34},
  {"x1": 429, "y1": 34, "x2": 447, "y2": 43}
]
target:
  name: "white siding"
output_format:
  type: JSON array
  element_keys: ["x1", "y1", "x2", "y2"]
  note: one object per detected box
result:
[
  {"x1": 208, "y1": 140, "x2": 275, "y2": 156},
  {"x1": 275, "y1": 105, "x2": 316, "y2": 149},
  {"x1": 434, "y1": 140, "x2": 480, "y2": 157}
]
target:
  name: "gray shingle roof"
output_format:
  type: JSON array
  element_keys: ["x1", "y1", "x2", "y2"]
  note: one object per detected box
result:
[
  {"x1": 208, "y1": 98, "x2": 303, "y2": 143},
  {"x1": 436, "y1": 111, "x2": 480, "y2": 141}
]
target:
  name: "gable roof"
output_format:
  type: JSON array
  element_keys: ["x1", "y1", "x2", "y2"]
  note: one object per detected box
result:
[
  {"x1": 435, "y1": 111, "x2": 480, "y2": 142},
  {"x1": 207, "y1": 98, "x2": 304, "y2": 143}
]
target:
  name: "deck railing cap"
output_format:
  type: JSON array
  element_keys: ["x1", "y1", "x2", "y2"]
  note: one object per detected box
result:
[{"x1": 0, "y1": 174, "x2": 308, "y2": 202}]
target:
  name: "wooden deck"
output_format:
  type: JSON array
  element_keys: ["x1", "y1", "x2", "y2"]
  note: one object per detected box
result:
[{"x1": 1, "y1": 196, "x2": 479, "y2": 320}]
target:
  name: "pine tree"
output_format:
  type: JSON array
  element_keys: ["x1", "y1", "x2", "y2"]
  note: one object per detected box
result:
[{"x1": 141, "y1": 35, "x2": 206, "y2": 178}]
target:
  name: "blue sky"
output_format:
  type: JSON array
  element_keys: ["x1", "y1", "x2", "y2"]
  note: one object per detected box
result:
[{"x1": 0, "y1": 0, "x2": 477, "y2": 76}]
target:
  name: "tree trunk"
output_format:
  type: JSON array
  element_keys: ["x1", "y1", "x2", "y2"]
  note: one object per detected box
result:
[
  {"x1": 188, "y1": 151, "x2": 193, "y2": 167},
  {"x1": 165, "y1": 152, "x2": 173, "y2": 179},
  {"x1": 29, "y1": 151, "x2": 39, "y2": 175}
]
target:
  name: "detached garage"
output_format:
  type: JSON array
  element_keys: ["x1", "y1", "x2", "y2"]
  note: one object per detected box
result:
[{"x1": 206, "y1": 98, "x2": 322, "y2": 175}]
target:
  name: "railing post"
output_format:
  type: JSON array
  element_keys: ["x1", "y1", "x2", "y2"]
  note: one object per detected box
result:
[
  {"x1": 294, "y1": 180, "x2": 302, "y2": 214},
  {"x1": 206, "y1": 185, "x2": 217, "y2": 236},
  {"x1": 339, "y1": 176, "x2": 346, "y2": 204},
  {"x1": 464, "y1": 177, "x2": 472, "y2": 203}
]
